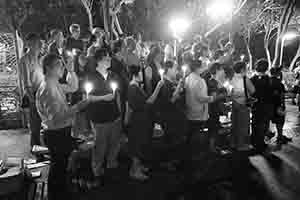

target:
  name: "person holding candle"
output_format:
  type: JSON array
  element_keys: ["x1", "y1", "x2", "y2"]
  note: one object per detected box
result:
[
  {"x1": 205, "y1": 62, "x2": 227, "y2": 152},
  {"x1": 230, "y1": 61, "x2": 255, "y2": 151},
  {"x1": 36, "y1": 53, "x2": 91, "y2": 200},
  {"x1": 127, "y1": 65, "x2": 164, "y2": 180},
  {"x1": 145, "y1": 45, "x2": 164, "y2": 94},
  {"x1": 85, "y1": 48, "x2": 122, "y2": 180},
  {"x1": 155, "y1": 61, "x2": 187, "y2": 162},
  {"x1": 185, "y1": 59, "x2": 223, "y2": 147}
]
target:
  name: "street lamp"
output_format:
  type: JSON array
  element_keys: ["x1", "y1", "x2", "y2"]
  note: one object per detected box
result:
[
  {"x1": 280, "y1": 32, "x2": 298, "y2": 65},
  {"x1": 206, "y1": 0, "x2": 234, "y2": 20},
  {"x1": 169, "y1": 17, "x2": 190, "y2": 57}
]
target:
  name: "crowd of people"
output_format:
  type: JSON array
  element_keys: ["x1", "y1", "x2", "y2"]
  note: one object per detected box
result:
[{"x1": 19, "y1": 23, "x2": 293, "y2": 199}]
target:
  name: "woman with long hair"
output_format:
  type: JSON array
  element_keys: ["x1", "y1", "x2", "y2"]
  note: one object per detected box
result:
[
  {"x1": 144, "y1": 45, "x2": 164, "y2": 95},
  {"x1": 127, "y1": 65, "x2": 164, "y2": 180}
]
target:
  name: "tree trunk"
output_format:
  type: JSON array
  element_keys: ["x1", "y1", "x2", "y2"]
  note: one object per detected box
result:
[
  {"x1": 265, "y1": 43, "x2": 272, "y2": 68},
  {"x1": 246, "y1": 42, "x2": 253, "y2": 70},
  {"x1": 272, "y1": 0, "x2": 296, "y2": 67},
  {"x1": 102, "y1": 0, "x2": 111, "y2": 41},
  {"x1": 81, "y1": 0, "x2": 93, "y2": 32},
  {"x1": 289, "y1": 42, "x2": 300, "y2": 71}
]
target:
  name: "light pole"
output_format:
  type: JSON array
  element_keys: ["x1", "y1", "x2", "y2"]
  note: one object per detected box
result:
[{"x1": 280, "y1": 32, "x2": 298, "y2": 66}]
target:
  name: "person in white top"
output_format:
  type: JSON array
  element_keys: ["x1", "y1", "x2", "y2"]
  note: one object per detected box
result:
[
  {"x1": 19, "y1": 33, "x2": 44, "y2": 147},
  {"x1": 185, "y1": 59, "x2": 222, "y2": 144},
  {"x1": 35, "y1": 53, "x2": 90, "y2": 200}
]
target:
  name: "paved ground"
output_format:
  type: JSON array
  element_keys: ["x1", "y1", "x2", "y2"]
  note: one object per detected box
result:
[{"x1": 1, "y1": 100, "x2": 300, "y2": 200}]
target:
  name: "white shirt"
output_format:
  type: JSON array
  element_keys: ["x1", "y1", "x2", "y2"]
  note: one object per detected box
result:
[
  {"x1": 19, "y1": 53, "x2": 44, "y2": 93},
  {"x1": 36, "y1": 72, "x2": 79, "y2": 130},
  {"x1": 230, "y1": 73, "x2": 246, "y2": 104},
  {"x1": 185, "y1": 72, "x2": 209, "y2": 121}
]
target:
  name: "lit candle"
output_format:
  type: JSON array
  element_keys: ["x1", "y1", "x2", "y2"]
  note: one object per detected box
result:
[
  {"x1": 72, "y1": 48, "x2": 77, "y2": 56},
  {"x1": 182, "y1": 65, "x2": 187, "y2": 77},
  {"x1": 240, "y1": 54, "x2": 245, "y2": 61},
  {"x1": 223, "y1": 81, "x2": 233, "y2": 94},
  {"x1": 84, "y1": 82, "x2": 93, "y2": 99},
  {"x1": 110, "y1": 82, "x2": 118, "y2": 95},
  {"x1": 66, "y1": 50, "x2": 73, "y2": 57},
  {"x1": 159, "y1": 69, "x2": 165, "y2": 80}
]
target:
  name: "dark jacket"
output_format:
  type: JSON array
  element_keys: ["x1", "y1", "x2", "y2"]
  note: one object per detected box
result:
[{"x1": 85, "y1": 71, "x2": 120, "y2": 123}]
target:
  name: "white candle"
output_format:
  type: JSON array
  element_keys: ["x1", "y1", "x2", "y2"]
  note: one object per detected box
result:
[
  {"x1": 223, "y1": 81, "x2": 233, "y2": 94},
  {"x1": 159, "y1": 69, "x2": 164, "y2": 80},
  {"x1": 84, "y1": 82, "x2": 93, "y2": 99},
  {"x1": 110, "y1": 82, "x2": 118, "y2": 95},
  {"x1": 240, "y1": 54, "x2": 245, "y2": 61},
  {"x1": 182, "y1": 65, "x2": 187, "y2": 77}
]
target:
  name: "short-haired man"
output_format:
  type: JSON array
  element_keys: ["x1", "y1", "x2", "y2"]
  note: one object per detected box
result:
[
  {"x1": 250, "y1": 59, "x2": 274, "y2": 152},
  {"x1": 66, "y1": 24, "x2": 84, "y2": 52},
  {"x1": 86, "y1": 48, "x2": 122, "y2": 179},
  {"x1": 19, "y1": 33, "x2": 43, "y2": 147}
]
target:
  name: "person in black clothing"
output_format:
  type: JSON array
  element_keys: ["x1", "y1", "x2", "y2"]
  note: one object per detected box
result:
[
  {"x1": 206, "y1": 62, "x2": 227, "y2": 152},
  {"x1": 145, "y1": 45, "x2": 164, "y2": 95},
  {"x1": 158, "y1": 61, "x2": 187, "y2": 146},
  {"x1": 85, "y1": 48, "x2": 122, "y2": 179},
  {"x1": 250, "y1": 59, "x2": 274, "y2": 152},
  {"x1": 127, "y1": 65, "x2": 164, "y2": 180},
  {"x1": 110, "y1": 39, "x2": 130, "y2": 129},
  {"x1": 65, "y1": 24, "x2": 84, "y2": 52},
  {"x1": 270, "y1": 67, "x2": 292, "y2": 145}
]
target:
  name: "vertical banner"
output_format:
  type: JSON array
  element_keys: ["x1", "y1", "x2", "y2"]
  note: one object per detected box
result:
[{"x1": 0, "y1": 32, "x2": 23, "y2": 129}]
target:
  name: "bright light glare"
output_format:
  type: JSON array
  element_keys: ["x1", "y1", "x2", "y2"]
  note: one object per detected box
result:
[
  {"x1": 182, "y1": 65, "x2": 187, "y2": 73},
  {"x1": 206, "y1": 0, "x2": 234, "y2": 19},
  {"x1": 159, "y1": 69, "x2": 165, "y2": 77},
  {"x1": 283, "y1": 32, "x2": 298, "y2": 41},
  {"x1": 240, "y1": 54, "x2": 245, "y2": 61},
  {"x1": 84, "y1": 82, "x2": 93, "y2": 94},
  {"x1": 169, "y1": 18, "x2": 190, "y2": 37},
  {"x1": 110, "y1": 82, "x2": 118, "y2": 92}
]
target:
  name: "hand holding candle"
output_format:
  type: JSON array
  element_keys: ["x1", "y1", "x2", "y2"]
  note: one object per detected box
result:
[
  {"x1": 223, "y1": 81, "x2": 233, "y2": 95},
  {"x1": 110, "y1": 81, "x2": 118, "y2": 95},
  {"x1": 159, "y1": 68, "x2": 164, "y2": 80},
  {"x1": 84, "y1": 82, "x2": 93, "y2": 99},
  {"x1": 182, "y1": 65, "x2": 187, "y2": 78}
]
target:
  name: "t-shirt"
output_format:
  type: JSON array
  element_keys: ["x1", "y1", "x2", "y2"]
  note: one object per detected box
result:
[
  {"x1": 65, "y1": 37, "x2": 84, "y2": 51},
  {"x1": 250, "y1": 74, "x2": 273, "y2": 105},
  {"x1": 185, "y1": 72, "x2": 209, "y2": 121}
]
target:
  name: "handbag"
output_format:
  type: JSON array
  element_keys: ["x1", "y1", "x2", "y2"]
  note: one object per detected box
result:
[{"x1": 243, "y1": 76, "x2": 257, "y2": 108}]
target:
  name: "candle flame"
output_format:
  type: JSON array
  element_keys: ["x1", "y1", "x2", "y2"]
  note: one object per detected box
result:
[
  {"x1": 84, "y1": 82, "x2": 93, "y2": 94},
  {"x1": 110, "y1": 82, "x2": 118, "y2": 92}
]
